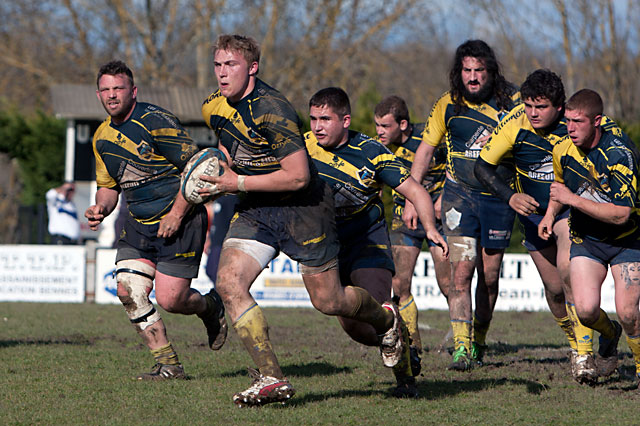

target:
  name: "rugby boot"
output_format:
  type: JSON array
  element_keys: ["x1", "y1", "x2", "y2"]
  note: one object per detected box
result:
[
  {"x1": 392, "y1": 375, "x2": 419, "y2": 398},
  {"x1": 379, "y1": 302, "x2": 408, "y2": 368},
  {"x1": 596, "y1": 320, "x2": 622, "y2": 377},
  {"x1": 136, "y1": 363, "x2": 187, "y2": 381},
  {"x1": 199, "y1": 288, "x2": 228, "y2": 350},
  {"x1": 410, "y1": 345, "x2": 422, "y2": 376},
  {"x1": 574, "y1": 354, "x2": 597, "y2": 385},
  {"x1": 471, "y1": 341, "x2": 487, "y2": 367},
  {"x1": 448, "y1": 346, "x2": 473, "y2": 371},
  {"x1": 233, "y1": 367, "x2": 295, "y2": 407},
  {"x1": 569, "y1": 349, "x2": 578, "y2": 379}
]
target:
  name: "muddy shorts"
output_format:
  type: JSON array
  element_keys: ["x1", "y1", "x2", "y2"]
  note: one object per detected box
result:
[
  {"x1": 519, "y1": 208, "x2": 569, "y2": 251},
  {"x1": 338, "y1": 218, "x2": 394, "y2": 286},
  {"x1": 226, "y1": 181, "x2": 340, "y2": 268},
  {"x1": 570, "y1": 235, "x2": 640, "y2": 266},
  {"x1": 441, "y1": 178, "x2": 515, "y2": 250},
  {"x1": 116, "y1": 204, "x2": 208, "y2": 279},
  {"x1": 390, "y1": 204, "x2": 445, "y2": 249}
]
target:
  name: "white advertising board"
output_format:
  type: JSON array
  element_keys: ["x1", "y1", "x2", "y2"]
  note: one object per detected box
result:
[
  {"x1": 94, "y1": 249, "x2": 616, "y2": 312},
  {"x1": 0, "y1": 245, "x2": 86, "y2": 302}
]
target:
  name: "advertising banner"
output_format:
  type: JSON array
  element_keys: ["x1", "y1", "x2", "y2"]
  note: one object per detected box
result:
[
  {"x1": 95, "y1": 249, "x2": 616, "y2": 312},
  {"x1": 0, "y1": 245, "x2": 86, "y2": 302}
]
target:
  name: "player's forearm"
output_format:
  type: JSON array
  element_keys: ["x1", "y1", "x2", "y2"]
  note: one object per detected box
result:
[
  {"x1": 474, "y1": 157, "x2": 515, "y2": 204},
  {"x1": 410, "y1": 143, "x2": 435, "y2": 182},
  {"x1": 398, "y1": 178, "x2": 437, "y2": 231},
  {"x1": 570, "y1": 197, "x2": 631, "y2": 225},
  {"x1": 544, "y1": 199, "x2": 563, "y2": 219},
  {"x1": 239, "y1": 169, "x2": 309, "y2": 192},
  {"x1": 94, "y1": 187, "x2": 119, "y2": 217},
  {"x1": 167, "y1": 190, "x2": 192, "y2": 220}
]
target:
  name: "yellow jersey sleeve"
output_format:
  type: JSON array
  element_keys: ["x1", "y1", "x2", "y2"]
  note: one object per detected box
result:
[{"x1": 421, "y1": 92, "x2": 451, "y2": 147}]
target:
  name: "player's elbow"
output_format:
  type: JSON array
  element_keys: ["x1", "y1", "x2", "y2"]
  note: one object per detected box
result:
[
  {"x1": 610, "y1": 207, "x2": 632, "y2": 225},
  {"x1": 289, "y1": 171, "x2": 310, "y2": 191}
]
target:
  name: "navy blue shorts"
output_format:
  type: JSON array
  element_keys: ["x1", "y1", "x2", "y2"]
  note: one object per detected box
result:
[
  {"x1": 116, "y1": 204, "x2": 208, "y2": 279},
  {"x1": 389, "y1": 204, "x2": 445, "y2": 248},
  {"x1": 226, "y1": 180, "x2": 340, "y2": 268},
  {"x1": 441, "y1": 179, "x2": 515, "y2": 249},
  {"x1": 570, "y1": 235, "x2": 640, "y2": 266},
  {"x1": 519, "y1": 208, "x2": 570, "y2": 251},
  {"x1": 338, "y1": 218, "x2": 394, "y2": 286}
]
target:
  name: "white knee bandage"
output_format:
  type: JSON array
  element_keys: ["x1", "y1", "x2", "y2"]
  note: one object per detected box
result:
[
  {"x1": 222, "y1": 238, "x2": 277, "y2": 269},
  {"x1": 448, "y1": 236, "x2": 477, "y2": 263},
  {"x1": 115, "y1": 259, "x2": 160, "y2": 330}
]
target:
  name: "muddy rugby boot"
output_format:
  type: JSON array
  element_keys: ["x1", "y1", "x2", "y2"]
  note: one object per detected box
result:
[
  {"x1": 574, "y1": 354, "x2": 597, "y2": 385},
  {"x1": 137, "y1": 363, "x2": 186, "y2": 381},
  {"x1": 448, "y1": 346, "x2": 473, "y2": 371},
  {"x1": 233, "y1": 368, "x2": 295, "y2": 407},
  {"x1": 199, "y1": 288, "x2": 228, "y2": 350},
  {"x1": 380, "y1": 302, "x2": 408, "y2": 368},
  {"x1": 596, "y1": 320, "x2": 622, "y2": 377}
]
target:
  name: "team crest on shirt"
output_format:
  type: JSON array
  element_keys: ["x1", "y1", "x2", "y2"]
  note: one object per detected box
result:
[
  {"x1": 137, "y1": 142, "x2": 153, "y2": 160},
  {"x1": 357, "y1": 166, "x2": 376, "y2": 186},
  {"x1": 331, "y1": 155, "x2": 345, "y2": 169}
]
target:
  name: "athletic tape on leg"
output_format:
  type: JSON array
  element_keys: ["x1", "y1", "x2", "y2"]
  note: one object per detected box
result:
[
  {"x1": 222, "y1": 238, "x2": 277, "y2": 269},
  {"x1": 448, "y1": 236, "x2": 477, "y2": 262},
  {"x1": 115, "y1": 259, "x2": 161, "y2": 330}
]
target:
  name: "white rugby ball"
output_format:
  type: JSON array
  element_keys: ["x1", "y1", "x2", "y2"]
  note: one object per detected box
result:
[{"x1": 181, "y1": 148, "x2": 226, "y2": 204}]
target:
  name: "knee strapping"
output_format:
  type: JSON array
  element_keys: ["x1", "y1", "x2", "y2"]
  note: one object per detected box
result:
[
  {"x1": 115, "y1": 259, "x2": 161, "y2": 330},
  {"x1": 448, "y1": 236, "x2": 477, "y2": 262},
  {"x1": 222, "y1": 238, "x2": 276, "y2": 269}
]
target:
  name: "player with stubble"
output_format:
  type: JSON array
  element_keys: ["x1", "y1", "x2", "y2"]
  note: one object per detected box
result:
[
  {"x1": 475, "y1": 69, "x2": 598, "y2": 383},
  {"x1": 539, "y1": 89, "x2": 640, "y2": 386},
  {"x1": 86, "y1": 60, "x2": 226, "y2": 381},
  {"x1": 199, "y1": 35, "x2": 409, "y2": 407},
  {"x1": 406, "y1": 40, "x2": 520, "y2": 370}
]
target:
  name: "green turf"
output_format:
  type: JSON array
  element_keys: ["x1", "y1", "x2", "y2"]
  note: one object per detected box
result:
[{"x1": 0, "y1": 303, "x2": 637, "y2": 424}]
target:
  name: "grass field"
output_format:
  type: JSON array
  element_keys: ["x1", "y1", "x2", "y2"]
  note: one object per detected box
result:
[{"x1": 1, "y1": 302, "x2": 638, "y2": 425}]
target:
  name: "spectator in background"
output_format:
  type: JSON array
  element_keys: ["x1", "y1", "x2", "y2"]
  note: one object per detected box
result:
[{"x1": 46, "y1": 181, "x2": 80, "y2": 244}]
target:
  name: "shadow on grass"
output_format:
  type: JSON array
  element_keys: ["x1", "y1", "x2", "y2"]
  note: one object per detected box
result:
[
  {"x1": 285, "y1": 377, "x2": 549, "y2": 407},
  {"x1": 220, "y1": 362, "x2": 352, "y2": 379},
  {"x1": 0, "y1": 333, "x2": 93, "y2": 348}
]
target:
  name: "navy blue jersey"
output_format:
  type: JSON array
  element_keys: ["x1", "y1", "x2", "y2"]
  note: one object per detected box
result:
[
  {"x1": 202, "y1": 79, "x2": 318, "y2": 205},
  {"x1": 305, "y1": 130, "x2": 410, "y2": 240},
  {"x1": 554, "y1": 125, "x2": 640, "y2": 244},
  {"x1": 422, "y1": 89, "x2": 520, "y2": 192},
  {"x1": 93, "y1": 102, "x2": 198, "y2": 223}
]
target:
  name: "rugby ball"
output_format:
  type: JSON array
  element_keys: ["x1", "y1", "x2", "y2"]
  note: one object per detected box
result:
[{"x1": 180, "y1": 148, "x2": 226, "y2": 204}]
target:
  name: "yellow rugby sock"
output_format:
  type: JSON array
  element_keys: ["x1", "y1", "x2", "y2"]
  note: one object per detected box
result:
[
  {"x1": 626, "y1": 335, "x2": 640, "y2": 377},
  {"x1": 151, "y1": 342, "x2": 180, "y2": 365},
  {"x1": 554, "y1": 314, "x2": 578, "y2": 351},
  {"x1": 233, "y1": 303, "x2": 283, "y2": 379},
  {"x1": 567, "y1": 303, "x2": 594, "y2": 355},
  {"x1": 472, "y1": 315, "x2": 490, "y2": 346},
  {"x1": 399, "y1": 295, "x2": 422, "y2": 351},
  {"x1": 346, "y1": 286, "x2": 394, "y2": 334},
  {"x1": 451, "y1": 320, "x2": 472, "y2": 351},
  {"x1": 591, "y1": 309, "x2": 616, "y2": 340}
]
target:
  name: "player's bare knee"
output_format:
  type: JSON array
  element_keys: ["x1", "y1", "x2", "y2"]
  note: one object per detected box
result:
[{"x1": 115, "y1": 260, "x2": 160, "y2": 331}]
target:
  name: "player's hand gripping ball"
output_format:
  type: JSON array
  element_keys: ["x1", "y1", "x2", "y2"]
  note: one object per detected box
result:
[{"x1": 180, "y1": 148, "x2": 226, "y2": 204}]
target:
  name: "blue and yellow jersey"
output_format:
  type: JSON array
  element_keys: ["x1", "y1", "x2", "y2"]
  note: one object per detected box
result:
[
  {"x1": 387, "y1": 123, "x2": 446, "y2": 207},
  {"x1": 553, "y1": 125, "x2": 640, "y2": 243},
  {"x1": 202, "y1": 79, "x2": 307, "y2": 179},
  {"x1": 422, "y1": 90, "x2": 520, "y2": 192},
  {"x1": 305, "y1": 130, "x2": 410, "y2": 240},
  {"x1": 92, "y1": 102, "x2": 198, "y2": 223},
  {"x1": 479, "y1": 104, "x2": 566, "y2": 212}
]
